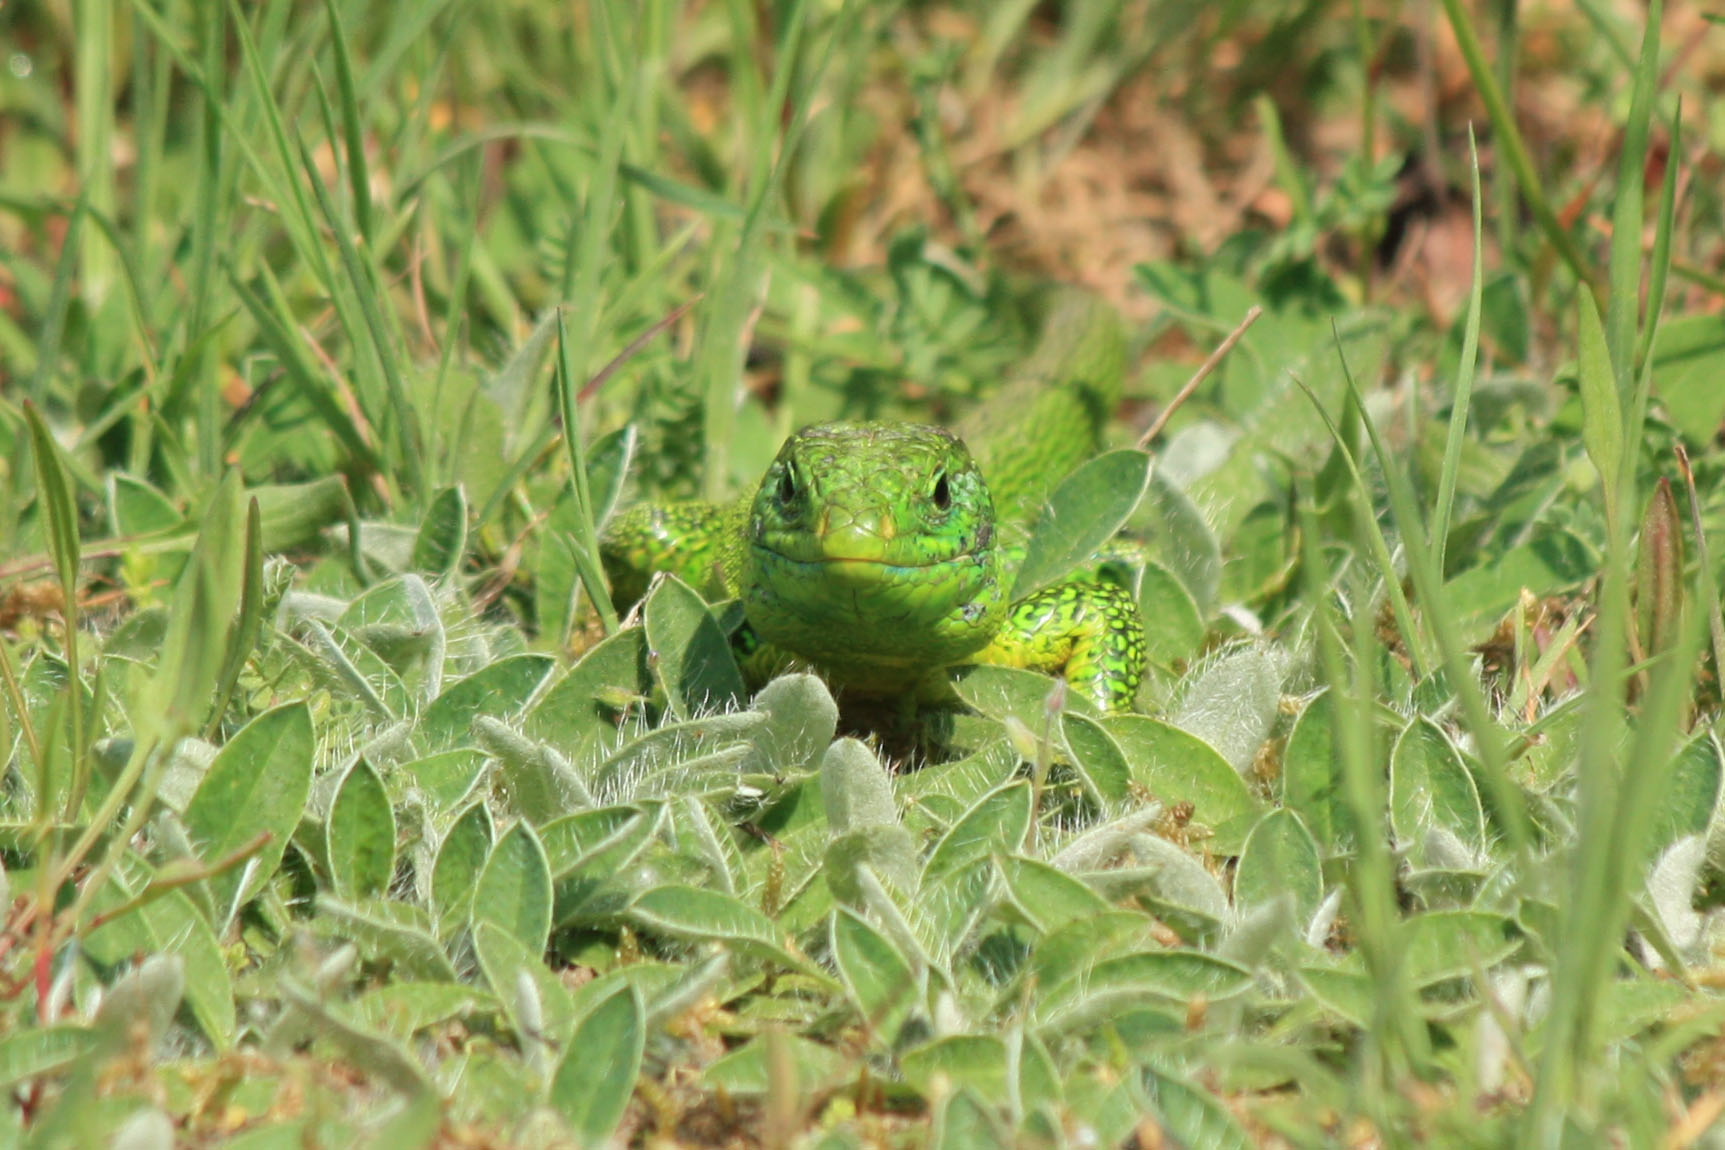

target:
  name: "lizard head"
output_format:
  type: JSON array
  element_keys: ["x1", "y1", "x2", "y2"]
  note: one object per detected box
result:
[{"x1": 740, "y1": 422, "x2": 1009, "y2": 680}]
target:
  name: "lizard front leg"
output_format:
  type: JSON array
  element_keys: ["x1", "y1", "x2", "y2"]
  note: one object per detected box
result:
[{"x1": 975, "y1": 580, "x2": 1146, "y2": 713}]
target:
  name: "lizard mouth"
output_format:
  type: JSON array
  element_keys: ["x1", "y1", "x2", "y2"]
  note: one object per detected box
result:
[
  {"x1": 755, "y1": 548, "x2": 980, "y2": 570},
  {"x1": 742, "y1": 542, "x2": 1008, "y2": 670},
  {"x1": 748, "y1": 545, "x2": 987, "y2": 595}
]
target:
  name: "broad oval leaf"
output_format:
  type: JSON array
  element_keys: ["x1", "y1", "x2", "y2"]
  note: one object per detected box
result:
[
  {"x1": 301, "y1": 620, "x2": 409, "y2": 719},
  {"x1": 1281, "y1": 690, "x2": 1355, "y2": 855},
  {"x1": 820, "y1": 737, "x2": 898, "y2": 835},
  {"x1": 1104, "y1": 715, "x2": 1260, "y2": 853},
  {"x1": 1062, "y1": 712, "x2": 1130, "y2": 805},
  {"x1": 0, "y1": 1026, "x2": 99, "y2": 1090},
  {"x1": 1027, "y1": 911, "x2": 1164, "y2": 1000},
  {"x1": 1170, "y1": 645, "x2": 1282, "y2": 774},
  {"x1": 327, "y1": 757, "x2": 396, "y2": 901},
  {"x1": 476, "y1": 716, "x2": 591, "y2": 824},
  {"x1": 1012, "y1": 448, "x2": 1153, "y2": 599},
  {"x1": 405, "y1": 749, "x2": 489, "y2": 813},
  {"x1": 339, "y1": 574, "x2": 444, "y2": 684},
  {"x1": 1443, "y1": 525, "x2": 1599, "y2": 638},
  {"x1": 252, "y1": 475, "x2": 353, "y2": 552},
  {"x1": 316, "y1": 895, "x2": 458, "y2": 982},
  {"x1": 997, "y1": 854, "x2": 1111, "y2": 933},
  {"x1": 545, "y1": 806, "x2": 661, "y2": 927},
  {"x1": 701, "y1": 1031, "x2": 851, "y2": 1097},
  {"x1": 745, "y1": 672, "x2": 838, "y2": 777},
  {"x1": 472, "y1": 921, "x2": 577, "y2": 1045},
  {"x1": 1403, "y1": 910, "x2": 1519, "y2": 987},
  {"x1": 1035, "y1": 949, "x2": 1254, "y2": 1035},
  {"x1": 541, "y1": 804, "x2": 659, "y2": 876},
  {"x1": 1654, "y1": 314, "x2": 1725, "y2": 442},
  {"x1": 949, "y1": 663, "x2": 1099, "y2": 722},
  {"x1": 594, "y1": 711, "x2": 764, "y2": 794},
  {"x1": 1648, "y1": 835, "x2": 1707, "y2": 953},
  {"x1": 1234, "y1": 808, "x2": 1323, "y2": 927},
  {"x1": 1084, "y1": 832, "x2": 1228, "y2": 935},
  {"x1": 923, "y1": 781, "x2": 1033, "y2": 886},
  {"x1": 474, "y1": 821, "x2": 554, "y2": 953},
  {"x1": 1389, "y1": 716, "x2": 1486, "y2": 864},
  {"x1": 432, "y1": 800, "x2": 494, "y2": 933},
  {"x1": 109, "y1": 472, "x2": 183, "y2": 536},
  {"x1": 522, "y1": 628, "x2": 649, "y2": 758},
  {"x1": 1144, "y1": 1068, "x2": 1252, "y2": 1150},
  {"x1": 1138, "y1": 560, "x2": 1206, "y2": 667},
  {"x1": 831, "y1": 908, "x2": 919, "y2": 1040},
  {"x1": 824, "y1": 824, "x2": 921, "y2": 908},
  {"x1": 629, "y1": 885, "x2": 779, "y2": 950},
  {"x1": 417, "y1": 654, "x2": 555, "y2": 754},
  {"x1": 1083, "y1": 949, "x2": 1256, "y2": 1001},
  {"x1": 85, "y1": 884, "x2": 235, "y2": 1048},
  {"x1": 356, "y1": 982, "x2": 496, "y2": 1040},
  {"x1": 932, "y1": 1086, "x2": 1009, "y2": 1149},
  {"x1": 183, "y1": 702, "x2": 315, "y2": 923},
  {"x1": 901, "y1": 1035, "x2": 1008, "y2": 1103},
  {"x1": 548, "y1": 985, "x2": 645, "y2": 1147},
  {"x1": 1298, "y1": 965, "x2": 1373, "y2": 1027},
  {"x1": 642, "y1": 575, "x2": 746, "y2": 718},
  {"x1": 918, "y1": 854, "x2": 1000, "y2": 960},
  {"x1": 1651, "y1": 731, "x2": 1722, "y2": 864},
  {"x1": 1137, "y1": 469, "x2": 1222, "y2": 615},
  {"x1": 410, "y1": 485, "x2": 468, "y2": 580}
]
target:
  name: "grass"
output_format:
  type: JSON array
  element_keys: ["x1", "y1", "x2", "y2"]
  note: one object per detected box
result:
[{"x1": 2, "y1": 0, "x2": 1725, "y2": 1144}]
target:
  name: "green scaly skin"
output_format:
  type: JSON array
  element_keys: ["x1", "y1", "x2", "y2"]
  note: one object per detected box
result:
[{"x1": 599, "y1": 292, "x2": 1147, "y2": 714}]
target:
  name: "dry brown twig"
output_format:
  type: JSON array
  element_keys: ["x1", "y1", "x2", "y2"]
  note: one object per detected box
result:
[{"x1": 1137, "y1": 304, "x2": 1264, "y2": 449}]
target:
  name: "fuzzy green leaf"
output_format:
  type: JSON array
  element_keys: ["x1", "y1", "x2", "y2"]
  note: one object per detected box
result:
[
  {"x1": 642, "y1": 575, "x2": 746, "y2": 718},
  {"x1": 473, "y1": 820, "x2": 554, "y2": 953},
  {"x1": 182, "y1": 702, "x2": 315, "y2": 923},
  {"x1": 1012, "y1": 448, "x2": 1153, "y2": 599},
  {"x1": 1234, "y1": 808, "x2": 1324, "y2": 927},
  {"x1": 548, "y1": 985, "x2": 645, "y2": 1147},
  {"x1": 326, "y1": 758, "x2": 396, "y2": 901},
  {"x1": 431, "y1": 800, "x2": 493, "y2": 934},
  {"x1": 1105, "y1": 715, "x2": 1260, "y2": 853}
]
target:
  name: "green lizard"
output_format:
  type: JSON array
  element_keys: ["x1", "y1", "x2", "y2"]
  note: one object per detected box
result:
[{"x1": 599, "y1": 292, "x2": 1147, "y2": 715}]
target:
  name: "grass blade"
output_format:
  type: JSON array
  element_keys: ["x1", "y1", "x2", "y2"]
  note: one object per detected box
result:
[
  {"x1": 1605, "y1": 0, "x2": 1661, "y2": 392},
  {"x1": 1432, "y1": 129, "x2": 1486, "y2": 577},
  {"x1": 1437, "y1": 0, "x2": 1590, "y2": 286},
  {"x1": 554, "y1": 312, "x2": 620, "y2": 639},
  {"x1": 24, "y1": 403, "x2": 85, "y2": 818},
  {"x1": 321, "y1": 0, "x2": 374, "y2": 246}
]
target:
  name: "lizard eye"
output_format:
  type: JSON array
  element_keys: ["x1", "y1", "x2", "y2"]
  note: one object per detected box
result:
[
  {"x1": 776, "y1": 467, "x2": 798, "y2": 506},
  {"x1": 931, "y1": 470, "x2": 952, "y2": 512}
]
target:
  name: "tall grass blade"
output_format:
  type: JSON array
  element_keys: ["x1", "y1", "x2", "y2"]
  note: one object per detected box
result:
[
  {"x1": 1318, "y1": 338, "x2": 1532, "y2": 854},
  {"x1": 1576, "y1": 292, "x2": 1623, "y2": 533},
  {"x1": 73, "y1": 0, "x2": 118, "y2": 308},
  {"x1": 1605, "y1": 0, "x2": 1661, "y2": 393},
  {"x1": 24, "y1": 404, "x2": 85, "y2": 817},
  {"x1": 321, "y1": 0, "x2": 374, "y2": 246},
  {"x1": 1437, "y1": 0, "x2": 1590, "y2": 286},
  {"x1": 555, "y1": 312, "x2": 620, "y2": 639},
  {"x1": 1432, "y1": 129, "x2": 1486, "y2": 577},
  {"x1": 1295, "y1": 483, "x2": 1426, "y2": 1097}
]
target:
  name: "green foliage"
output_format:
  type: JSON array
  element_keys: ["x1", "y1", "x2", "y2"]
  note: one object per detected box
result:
[{"x1": 0, "y1": 0, "x2": 1721, "y2": 1143}]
